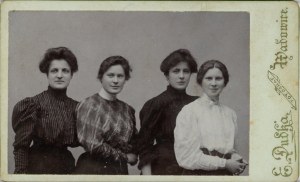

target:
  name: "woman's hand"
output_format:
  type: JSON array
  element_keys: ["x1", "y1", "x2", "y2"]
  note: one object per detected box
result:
[
  {"x1": 126, "y1": 153, "x2": 138, "y2": 165},
  {"x1": 225, "y1": 159, "x2": 247, "y2": 175},
  {"x1": 231, "y1": 153, "x2": 243, "y2": 161}
]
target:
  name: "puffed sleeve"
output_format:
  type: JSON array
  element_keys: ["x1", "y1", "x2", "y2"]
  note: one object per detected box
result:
[
  {"x1": 12, "y1": 98, "x2": 38, "y2": 174},
  {"x1": 174, "y1": 106, "x2": 227, "y2": 171},
  {"x1": 76, "y1": 100, "x2": 127, "y2": 161},
  {"x1": 137, "y1": 99, "x2": 164, "y2": 169}
]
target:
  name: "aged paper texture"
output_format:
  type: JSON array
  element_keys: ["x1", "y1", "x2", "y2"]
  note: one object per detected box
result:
[{"x1": 0, "y1": 1, "x2": 299, "y2": 182}]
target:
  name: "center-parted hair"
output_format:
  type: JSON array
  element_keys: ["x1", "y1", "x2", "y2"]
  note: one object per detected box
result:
[
  {"x1": 97, "y1": 56, "x2": 132, "y2": 81},
  {"x1": 197, "y1": 60, "x2": 229, "y2": 86},
  {"x1": 160, "y1": 49, "x2": 198, "y2": 76},
  {"x1": 39, "y1": 47, "x2": 78, "y2": 75}
]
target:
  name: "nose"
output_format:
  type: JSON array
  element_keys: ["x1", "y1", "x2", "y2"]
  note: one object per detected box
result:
[
  {"x1": 113, "y1": 76, "x2": 118, "y2": 83},
  {"x1": 57, "y1": 71, "x2": 63, "y2": 78},
  {"x1": 211, "y1": 79, "x2": 217, "y2": 86},
  {"x1": 179, "y1": 71, "x2": 184, "y2": 79}
]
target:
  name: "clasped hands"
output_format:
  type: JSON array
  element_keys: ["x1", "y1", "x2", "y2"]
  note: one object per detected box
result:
[{"x1": 225, "y1": 153, "x2": 248, "y2": 175}]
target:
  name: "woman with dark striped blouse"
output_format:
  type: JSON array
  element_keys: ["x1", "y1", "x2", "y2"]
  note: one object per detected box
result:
[
  {"x1": 74, "y1": 56, "x2": 138, "y2": 174},
  {"x1": 12, "y1": 47, "x2": 79, "y2": 174}
]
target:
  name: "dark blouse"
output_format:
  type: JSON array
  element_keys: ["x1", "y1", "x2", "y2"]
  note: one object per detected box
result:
[
  {"x1": 137, "y1": 85, "x2": 198, "y2": 170},
  {"x1": 12, "y1": 86, "x2": 79, "y2": 173},
  {"x1": 76, "y1": 93, "x2": 138, "y2": 162}
]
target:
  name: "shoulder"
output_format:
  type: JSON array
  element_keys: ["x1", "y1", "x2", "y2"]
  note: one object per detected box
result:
[
  {"x1": 176, "y1": 99, "x2": 200, "y2": 122},
  {"x1": 12, "y1": 94, "x2": 42, "y2": 124},
  {"x1": 13, "y1": 91, "x2": 45, "y2": 112},
  {"x1": 117, "y1": 99, "x2": 135, "y2": 113},
  {"x1": 180, "y1": 98, "x2": 200, "y2": 113},
  {"x1": 221, "y1": 104, "x2": 237, "y2": 119},
  {"x1": 67, "y1": 97, "x2": 79, "y2": 105},
  {"x1": 141, "y1": 90, "x2": 170, "y2": 110},
  {"x1": 13, "y1": 97, "x2": 36, "y2": 113},
  {"x1": 78, "y1": 94, "x2": 100, "y2": 106}
]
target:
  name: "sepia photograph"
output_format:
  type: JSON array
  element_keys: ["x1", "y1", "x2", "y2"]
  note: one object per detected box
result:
[{"x1": 0, "y1": 1, "x2": 298, "y2": 182}]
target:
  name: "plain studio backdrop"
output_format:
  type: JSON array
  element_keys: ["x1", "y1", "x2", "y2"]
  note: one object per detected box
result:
[{"x1": 8, "y1": 11, "x2": 249, "y2": 175}]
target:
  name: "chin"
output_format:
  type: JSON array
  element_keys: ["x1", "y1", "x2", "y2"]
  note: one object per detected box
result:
[
  {"x1": 52, "y1": 85, "x2": 67, "y2": 89},
  {"x1": 109, "y1": 90, "x2": 121, "y2": 95},
  {"x1": 174, "y1": 86, "x2": 187, "y2": 90}
]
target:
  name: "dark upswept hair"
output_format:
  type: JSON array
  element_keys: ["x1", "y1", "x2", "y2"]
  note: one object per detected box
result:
[
  {"x1": 196, "y1": 60, "x2": 229, "y2": 86},
  {"x1": 39, "y1": 47, "x2": 78, "y2": 75},
  {"x1": 160, "y1": 49, "x2": 198, "y2": 76},
  {"x1": 97, "y1": 56, "x2": 132, "y2": 81}
]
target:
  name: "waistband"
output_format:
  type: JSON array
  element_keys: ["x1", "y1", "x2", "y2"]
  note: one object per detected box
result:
[
  {"x1": 32, "y1": 142, "x2": 68, "y2": 150},
  {"x1": 200, "y1": 148, "x2": 231, "y2": 159},
  {"x1": 82, "y1": 152, "x2": 126, "y2": 163}
]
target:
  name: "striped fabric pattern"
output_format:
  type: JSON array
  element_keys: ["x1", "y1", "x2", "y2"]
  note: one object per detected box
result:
[{"x1": 12, "y1": 87, "x2": 78, "y2": 173}]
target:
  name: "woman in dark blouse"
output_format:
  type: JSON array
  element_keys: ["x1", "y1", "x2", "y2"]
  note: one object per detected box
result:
[
  {"x1": 74, "y1": 56, "x2": 138, "y2": 174},
  {"x1": 137, "y1": 49, "x2": 198, "y2": 175},
  {"x1": 12, "y1": 47, "x2": 79, "y2": 174}
]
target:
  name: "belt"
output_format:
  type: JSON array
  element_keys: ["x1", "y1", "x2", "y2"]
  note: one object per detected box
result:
[
  {"x1": 32, "y1": 141, "x2": 68, "y2": 150},
  {"x1": 200, "y1": 148, "x2": 231, "y2": 159}
]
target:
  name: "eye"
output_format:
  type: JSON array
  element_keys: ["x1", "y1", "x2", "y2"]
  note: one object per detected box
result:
[
  {"x1": 183, "y1": 69, "x2": 191, "y2": 74},
  {"x1": 50, "y1": 68, "x2": 58, "y2": 73},
  {"x1": 62, "y1": 68, "x2": 70, "y2": 73},
  {"x1": 172, "y1": 69, "x2": 180, "y2": 73},
  {"x1": 107, "y1": 73, "x2": 114, "y2": 77},
  {"x1": 205, "y1": 76, "x2": 212, "y2": 80},
  {"x1": 117, "y1": 74, "x2": 125, "y2": 78},
  {"x1": 216, "y1": 76, "x2": 224, "y2": 81}
]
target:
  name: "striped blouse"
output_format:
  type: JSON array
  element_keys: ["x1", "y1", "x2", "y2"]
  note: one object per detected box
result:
[
  {"x1": 12, "y1": 86, "x2": 79, "y2": 173},
  {"x1": 76, "y1": 93, "x2": 138, "y2": 161}
]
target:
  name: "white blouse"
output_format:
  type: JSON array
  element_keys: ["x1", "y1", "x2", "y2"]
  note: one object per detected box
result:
[{"x1": 174, "y1": 93, "x2": 237, "y2": 171}]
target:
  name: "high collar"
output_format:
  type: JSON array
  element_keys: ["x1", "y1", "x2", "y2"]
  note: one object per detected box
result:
[
  {"x1": 201, "y1": 93, "x2": 220, "y2": 106},
  {"x1": 47, "y1": 86, "x2": 68, "y2": 100},
  {"x1": 97, "y1": 92, "x2": 118, "y2": 103},
  {"x1": 166, "y1": 85, "x2": 187, "y2": 95}
]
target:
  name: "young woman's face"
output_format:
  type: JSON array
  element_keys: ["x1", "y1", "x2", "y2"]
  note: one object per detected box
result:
[
  {"x1": 47, "y1": 59, "x2": 72, "y2": 90},
  {"x1": 166, "y1": 62, "x2": 191, "y2": 90},
  {"x1": 101, "y1": 64, "x2": 126, "y2": 95},
  {"x1": 201, "y1": 67, "x2": 225, "y2": 99}
]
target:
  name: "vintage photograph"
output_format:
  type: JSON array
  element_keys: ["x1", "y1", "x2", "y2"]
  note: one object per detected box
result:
[
  {"x1": 7, "y1": 10, "x2": 249, "y2": 175},
  {"x1": 1, "y1": 1, "x2": 298, "y2": 182}
]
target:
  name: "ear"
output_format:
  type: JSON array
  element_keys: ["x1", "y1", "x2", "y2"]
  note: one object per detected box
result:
[{"x1": 165, "y1": 74, "x2": 169, "y2": 82}]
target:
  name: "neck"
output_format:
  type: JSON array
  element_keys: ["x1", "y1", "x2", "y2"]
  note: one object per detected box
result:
[
  {"x1": 167, "y1": 85, "x2": 186, "y2": 94},
  {"x1": 99, "y1": 88, "x2": 117, "y2": 101},
  {"x1": 210, "y1": 96, "x2": 219, "y2": 102},
  {"x1": 203, "y1": 93, "x2": 219, "y2": 102},
  {"x1": 48, "y1": 86, "x2": 67, "y2": 96}
]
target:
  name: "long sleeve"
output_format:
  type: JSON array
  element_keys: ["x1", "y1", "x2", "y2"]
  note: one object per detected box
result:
[
  {"x1": 76, "y1": 94, "x2": 138, "y2": 162},
  {"x1": 12, "y1": 98, "x2": 38, "y2": 174},
  {"x1": 137, "y1": 99, "x2": 164, "y2": 169},
  {"x1": 127, "y1": 107, "x2": 138, "y2": 154},
  {"x1": 174, "y1": 106, "x2": 226, "y2": 171},
  {"x1": 232, "y1": 112, "x2": 239, "y2": 154},
  {"x1": 76, "y1": 108, "x2": 127, "y2": 161}
]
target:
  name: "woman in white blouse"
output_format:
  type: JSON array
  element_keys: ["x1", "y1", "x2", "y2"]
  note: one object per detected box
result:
[{"x1": 174, "y1": 60, "x2": 247, "y2": 175}]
